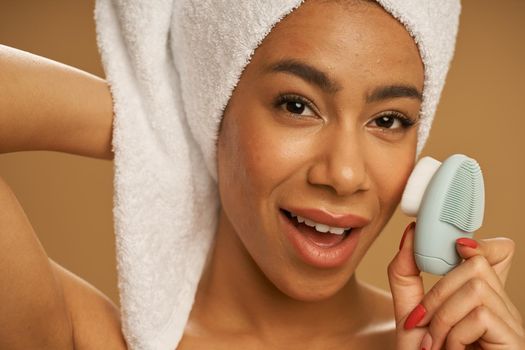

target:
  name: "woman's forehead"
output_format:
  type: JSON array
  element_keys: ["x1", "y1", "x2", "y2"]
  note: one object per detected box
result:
[
  {"x1": 249, "y1": 0, "x2": 424, "y2": 90},
  {"x1": 259, "y1": 0, "x2": 418, "y2": 60}
]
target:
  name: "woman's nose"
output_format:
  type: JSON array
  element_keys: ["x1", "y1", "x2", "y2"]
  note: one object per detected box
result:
[{"x1": 306, "y1": 130, "x2": 370, "y2": 196}]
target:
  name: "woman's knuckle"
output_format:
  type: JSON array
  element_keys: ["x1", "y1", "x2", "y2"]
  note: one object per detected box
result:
[
  {"x1": 468, "y1": 255, "x2": 488, "y2": 275},
  {"x1": 445, "y1": 329, "x2": 461, "y2": 349},
  {"x1": 433, "y1": 309, "x2": 452, "y2": 329},
  {"x1": 472, "y1": 305, "x2": 490, "y2": 323},
  {"x1": 428, "y1": 284, "x2": 445, "y2": 304},
  {"x1": 428, "y1": 310, "x2": 452, "y2": 342},
  {"x1": 386, "y1": 260, "x2": 395, "y2": 276},
  {"x1": 504, "y1": 237, "x2": 516, "y2": 256},
  {"x1": 467, "y1": 277, "x2": 487, "y2": 298},
  {"x1": 489, "y1": 237, "x2": 515, "y2": 261}
]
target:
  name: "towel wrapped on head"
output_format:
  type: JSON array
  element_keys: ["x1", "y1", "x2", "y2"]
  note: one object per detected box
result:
[{"x1": 94, "y1": 0, "x2": 461, "y2": 348}]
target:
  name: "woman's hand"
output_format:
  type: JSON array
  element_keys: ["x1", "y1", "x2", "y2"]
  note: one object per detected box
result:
[{"x1": 387, "y1": 222, "x2": 525, "y2": 349}]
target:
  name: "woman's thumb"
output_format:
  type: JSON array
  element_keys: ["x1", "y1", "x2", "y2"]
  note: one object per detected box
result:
[{"x1": 387, "y1": 222, "x2": 425, "y2": 323}]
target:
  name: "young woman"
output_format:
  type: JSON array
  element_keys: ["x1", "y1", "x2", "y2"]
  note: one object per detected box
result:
[{"x1": 0, "y1": 0, "x2": 523, "y2": 349}]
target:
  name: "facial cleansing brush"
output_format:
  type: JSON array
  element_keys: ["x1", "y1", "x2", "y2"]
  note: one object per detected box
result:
[{"x1": 400, "y1": 154, "x2": 485, "y2": 275}]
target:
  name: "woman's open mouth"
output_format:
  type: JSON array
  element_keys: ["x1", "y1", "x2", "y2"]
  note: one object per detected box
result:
[
  {"x1": 281, "y1": 209, "x2": 352, "y2": 245},
  {"x1": 279, "y1": 208, "x2": 364, "y2": 269}
]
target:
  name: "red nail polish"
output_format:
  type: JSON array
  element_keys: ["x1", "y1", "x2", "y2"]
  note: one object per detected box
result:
[
  {"x1": 456, "y1": 237, "x2": 478, "y2": 249},
  {"x1": 399, "y1": 222, "x2": 415, "y2": 250},
  {"x1": 404, "y1": 304, "x2": 426, "y2": 330}
]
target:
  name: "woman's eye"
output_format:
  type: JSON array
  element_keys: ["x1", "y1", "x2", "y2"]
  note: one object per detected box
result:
[
  {"x1": 274, "y1": 94, "x2": 317, "y2": 119},
  {"x1": 286, "y1": 101, "x2": 309, "y2": 115},
  {"x1": 369, "y1": 113, "x2": 416, "y2": 131}
]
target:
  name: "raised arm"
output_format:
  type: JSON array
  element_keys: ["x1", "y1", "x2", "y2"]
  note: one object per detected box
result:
[
  {"x1": 0, "y1": 45, "x2": 113, "y2": 159},
  {"x1": 0, "y1": 176, "x2": 127, "y2": 349},
  {"x1": 0, "y1": 175, "x2": 74, "y2": 349},
  {"x1": 0, "y1": 46, "x2": 128, "y2": 349}
]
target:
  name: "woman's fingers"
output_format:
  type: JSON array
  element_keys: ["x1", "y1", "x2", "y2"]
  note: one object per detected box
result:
[
  {"x1": 444, "y1": 306, "x2": 525, "y2": 350},
  {"x1": 388, "y1": 222, "x2": 429, "y2": 349},
  {"x1": 387, "y1": 222, "x2": 424, "y2": 323},
  {"x1": 456, "y1": 237, "x2": 522, "y2": 324},
  {"x1": 424, "y1": 278, "x2": 523, "y2": 349},
  {"x1": 456, "y1": 237, "x2": 515, "y2": 285},
  {"x1": 390, "y1": 225, "x2": 524, "y2": 349},
  {"x1": 405, "y1": 240, "x2": 521, "y2": 332}
]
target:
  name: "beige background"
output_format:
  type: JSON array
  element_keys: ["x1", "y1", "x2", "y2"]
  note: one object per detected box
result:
[{"x1": 0, "y1": 0, "x2": 523, "y2": 317}]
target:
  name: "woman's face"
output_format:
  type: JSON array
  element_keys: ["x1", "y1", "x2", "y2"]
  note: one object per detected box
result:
[{"x1": 217, "y1": 0, "x2": 424, "y2": 301}]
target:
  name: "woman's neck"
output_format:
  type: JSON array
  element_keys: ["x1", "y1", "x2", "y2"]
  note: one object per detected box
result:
[{"x1": 188, "y1": 210, "x2": 375, "y2": 343}]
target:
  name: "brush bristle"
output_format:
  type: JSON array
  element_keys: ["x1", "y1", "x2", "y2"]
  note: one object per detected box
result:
[{"x1": 439, "y1": 159, "x2": 484, "y2": 232}]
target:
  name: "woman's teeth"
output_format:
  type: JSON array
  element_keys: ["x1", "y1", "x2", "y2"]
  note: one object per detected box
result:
[{"x1": 290, "y1": 212, "x2": 350, "y2": 235}]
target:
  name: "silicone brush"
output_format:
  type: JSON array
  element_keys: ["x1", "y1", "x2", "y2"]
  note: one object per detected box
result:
[{"x1": 401, "y1": 154, "x2": 485, "y2": 275}]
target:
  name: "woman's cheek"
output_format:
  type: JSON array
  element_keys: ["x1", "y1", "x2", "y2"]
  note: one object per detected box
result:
[
  {"x1": 372, "y1": 146, "x2": 415, "y2": 212},
  {"x1": 238, "y1": 120, "x2": 306, "y2": 198}
]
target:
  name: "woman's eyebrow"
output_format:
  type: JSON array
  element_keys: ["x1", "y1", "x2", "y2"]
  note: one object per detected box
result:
[
  {"x1": 264, "y1": 58, "x2": 342, "y2": 94},
  {"x1": 264, "y1": 58, "x2": 422, "y2": 102},
  {"x1": 366, "y1": 85, "x2": 422, "y2": 103}
]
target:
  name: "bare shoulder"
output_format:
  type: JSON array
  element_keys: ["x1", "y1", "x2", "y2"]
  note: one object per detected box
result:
[
  {"x1": 356, "y1": 280, "x2": 397, "y2": 349},
  {"x1": 50, "y1": 260, "x2": 128, "y2": 350}
]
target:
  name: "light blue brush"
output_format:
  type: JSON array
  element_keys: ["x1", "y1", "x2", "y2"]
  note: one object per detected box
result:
[{"x1": 401, "y1": 154, "x2": 485, "y2": 275}]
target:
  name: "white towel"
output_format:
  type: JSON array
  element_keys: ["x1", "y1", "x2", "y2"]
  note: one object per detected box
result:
[{"x1": 94, "y1": 1, "x2": 461, "y2": 349}]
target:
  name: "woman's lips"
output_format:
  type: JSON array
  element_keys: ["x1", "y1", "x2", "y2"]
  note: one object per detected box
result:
[
  {"x1": 279, "y1": 209, "x2": 363, "y2": 269},
  {"x1": 283, "y1": 206, "x2": 370, "y2": 228}
]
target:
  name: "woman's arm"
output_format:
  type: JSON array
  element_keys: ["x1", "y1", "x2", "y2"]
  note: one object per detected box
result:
[
  {"x1": 0, "y1": 45, "x2": 126, "y2": 348},
  {"x1": 0, "y1": 176, "x2": 74, "y2": 349},
  {"x1": 51, "y1": 259, "x2": 127, "y2": 349},
  {"x1": 0, "y1": 176, "x2": 127, "y2": 349},
  {"x1": 0, "y1": 44, "x2": 113, "y2": 159}
]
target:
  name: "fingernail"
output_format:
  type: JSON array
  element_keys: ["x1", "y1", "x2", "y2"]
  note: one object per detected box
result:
[
  {"x1": 456, "y1": 237, "x2": 478, "y2": 249},
  {"x1": 404, "y1": 304, "x2": 426, "y2": 330},
  {"x1": 420, "y1": 332, "x2": 432, "y2": 350},
  {"x1": 399, "y1": 222, "x2": 416, "y2": 250}
]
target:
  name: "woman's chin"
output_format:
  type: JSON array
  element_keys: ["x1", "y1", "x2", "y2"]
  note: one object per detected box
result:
[
  {"x1": 273, "y1": 274, "x2": 352, "y2": 303},
  {"x1": 285, "y1": 287, "x2": 346, "y2": 303}
]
